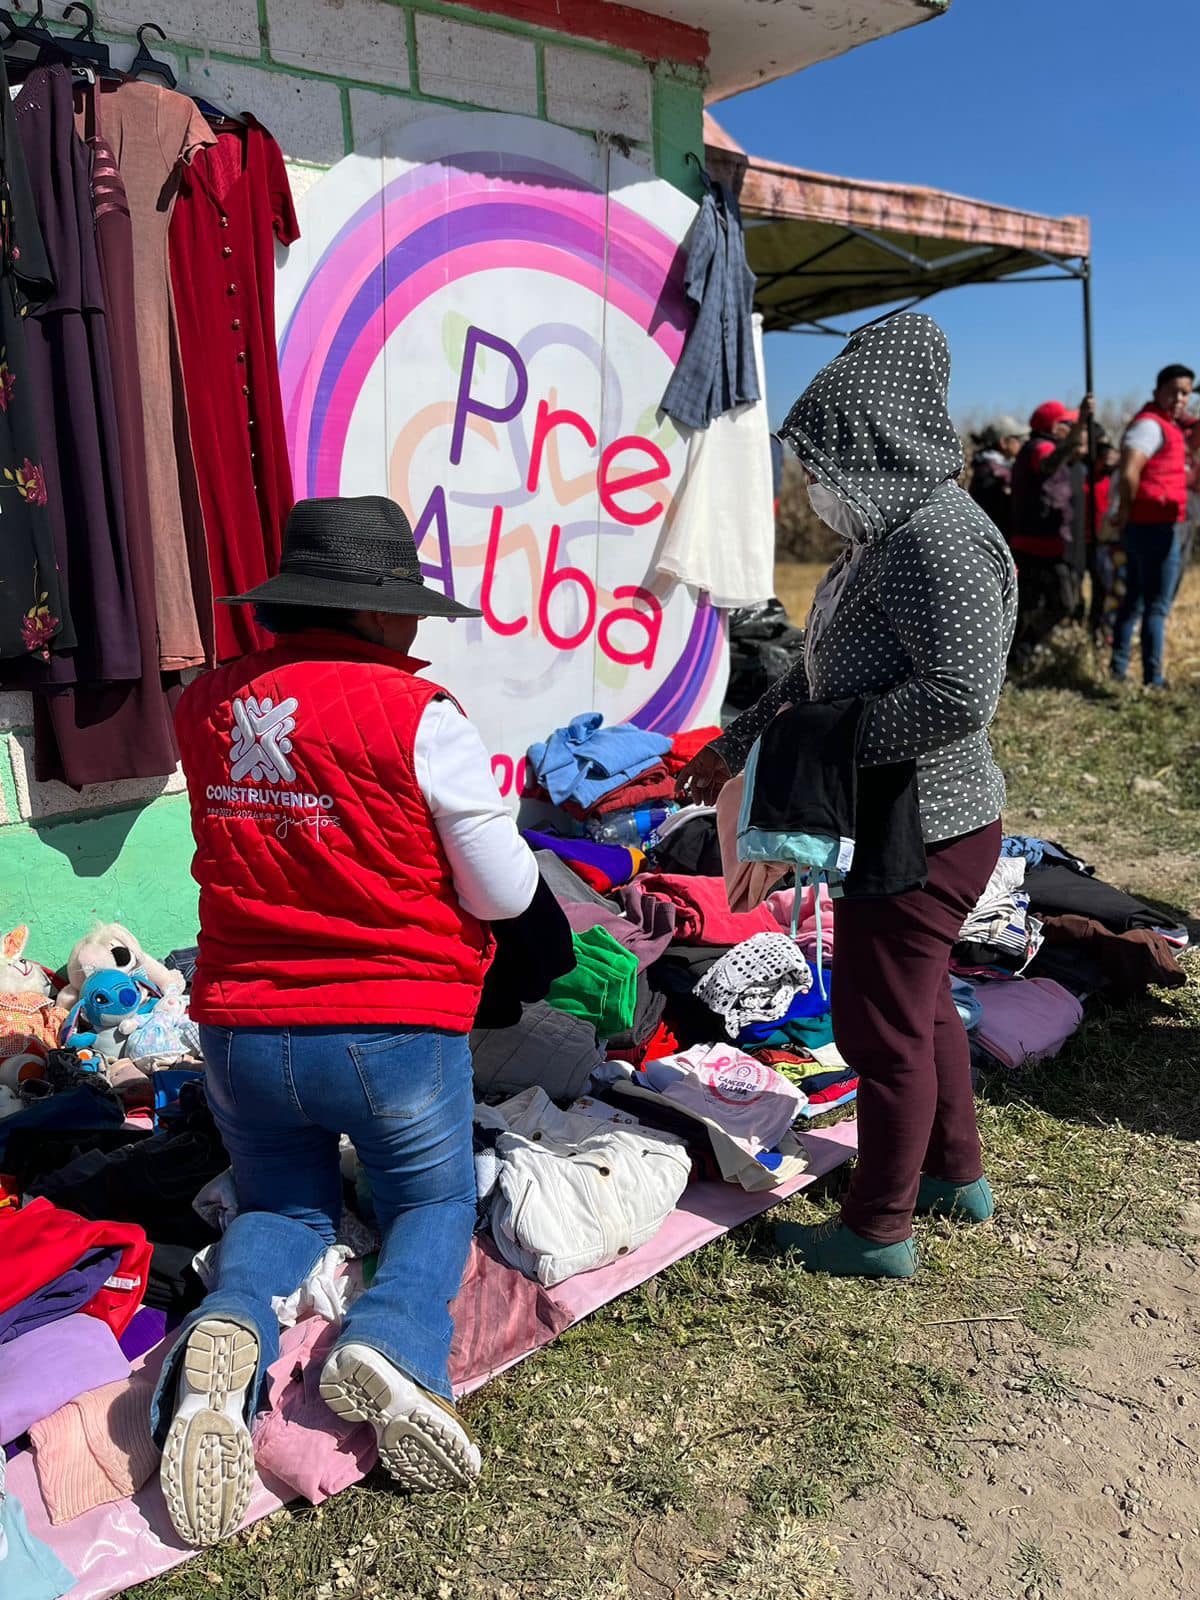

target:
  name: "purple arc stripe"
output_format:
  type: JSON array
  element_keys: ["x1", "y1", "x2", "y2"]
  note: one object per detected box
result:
[
  {"x1": 279, "y1": 150, "x2": 593, "y2": 366},
  {"x1": 631, "y1": 600, "x2": 722, "y2": 733},
  {"x1": 304, "y1": 200, "x2": 620, "y2": 492}
]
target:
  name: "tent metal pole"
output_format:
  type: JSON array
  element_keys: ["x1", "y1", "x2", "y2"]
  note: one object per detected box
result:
[{"x1": 1083, "y1": 257, "x2": 1098, "y2": 545}]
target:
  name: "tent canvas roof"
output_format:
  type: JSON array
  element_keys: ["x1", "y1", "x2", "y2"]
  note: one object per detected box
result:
[{"x1": 703, "y1": 115, "x2": 1090, "y2": 333}]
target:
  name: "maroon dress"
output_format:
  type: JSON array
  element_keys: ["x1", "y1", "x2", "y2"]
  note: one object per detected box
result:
[
  {"x1": 0, "y1": 49, "x2": 68, "y2": 665},
  {"x1": 169, "y1": 115, "x2": 299, "y2": 660},
  {"x1": 29, "y1": 80, "x2": 179, "y2": 786},
  {"x1": 10, "y1": 66, "x2": 139, "y2": 704}
]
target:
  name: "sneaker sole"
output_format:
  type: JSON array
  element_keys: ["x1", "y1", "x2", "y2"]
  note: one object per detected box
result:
[
  {"x1": 161, "y1": 1320, "x2": 258, "y2": 1547},
  {"x1": 319, "y1": 1354, "x2": 475, "y2": 1493}
]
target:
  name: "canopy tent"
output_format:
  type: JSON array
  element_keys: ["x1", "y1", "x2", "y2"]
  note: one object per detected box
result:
[{"x1": 703, "y1": 115, "x2": 1092, "y2": 372}]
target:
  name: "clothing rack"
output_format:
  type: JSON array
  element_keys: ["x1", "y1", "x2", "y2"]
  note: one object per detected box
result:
[{"x1": 0, "y1": 22, "x2": 299, "y2": 785}]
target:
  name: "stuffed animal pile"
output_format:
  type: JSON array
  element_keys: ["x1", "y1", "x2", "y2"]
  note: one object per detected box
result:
[{"x1": 0, "y1": 922, "x2": 199, "y2": 1105}]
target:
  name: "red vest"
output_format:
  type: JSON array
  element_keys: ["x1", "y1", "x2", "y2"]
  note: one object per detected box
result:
[
  {"x1": 176, "y1": 631, "x2": 491, "y2": 1030},
  {"x1": 1129, "y1": 403, "x2": 1187, "y2": 525}
]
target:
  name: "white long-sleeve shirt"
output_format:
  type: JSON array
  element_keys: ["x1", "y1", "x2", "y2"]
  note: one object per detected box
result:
[{"x1": 412, "y1": 697, "x2": 538, "y2": 923}]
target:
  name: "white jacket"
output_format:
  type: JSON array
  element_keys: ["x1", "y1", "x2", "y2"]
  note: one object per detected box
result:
[{"x1": 479, "y1": 1087, "x2": 691, "y2": 1287}]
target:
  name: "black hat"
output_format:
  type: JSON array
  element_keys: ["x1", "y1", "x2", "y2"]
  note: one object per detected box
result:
[{"x1": 220, "y1": 496, "x2": 481, "y2": 620}]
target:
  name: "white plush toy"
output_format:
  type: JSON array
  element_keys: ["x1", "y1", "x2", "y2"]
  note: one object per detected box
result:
[
  {"x1": 0, "y1": 926, "x2": 53, "y2": 998},
  {"x1": 58, "y1": 922, "x2": 185, "y2": 1009}
]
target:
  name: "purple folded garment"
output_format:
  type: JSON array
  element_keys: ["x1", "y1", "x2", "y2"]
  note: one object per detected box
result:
[
  {"x1": 521, "y1": 830, "x2": 636, "y2": 889},
  {"x1": 0, "y1": 1313, "x2": 131, "y2": 1444},
  {"x1": 119, "y1": 1305, "x2": 167, "y2": 1363},
  {"x1": 0, "y1": 1246, "x2": 123, "y2": 1345}
]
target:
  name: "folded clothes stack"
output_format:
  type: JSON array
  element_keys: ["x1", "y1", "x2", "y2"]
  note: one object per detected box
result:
[
  {"x1": 955, "y1": 855, "x2": 1043, "y2": 973},
  {"x1": 526, "y1": 713, "x2": 671, "y2": 813},
  {"x1": 608, "y1": 1045, "x2": 810, "y2": 1192},
  {"x1": 751, "y1": 1048, "x2": 860, "y2": 1118},
  {"x1": 523, "y1": 724, "x2": 724, "y2": 852},
  {"x1": 694, "y1": 933, "x2": 813, "y2": 1036}
]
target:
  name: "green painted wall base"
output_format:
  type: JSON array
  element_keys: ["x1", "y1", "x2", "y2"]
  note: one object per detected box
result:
[{"x1": 1, "y1": 798, "x2": 199, "y2": 966}]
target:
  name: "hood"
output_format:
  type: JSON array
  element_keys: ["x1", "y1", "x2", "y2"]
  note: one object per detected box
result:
[{"x1": 778, "y1": 313, "x2": 963, "y2": 540}]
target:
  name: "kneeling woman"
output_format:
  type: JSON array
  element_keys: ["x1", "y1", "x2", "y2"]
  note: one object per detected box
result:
[
  {"x1": 156, "y1": 497, "x2": 538, "y2": 1545},
  {"x1": 679, "y1": 314, "x2": 1016, "y2": 1279}
]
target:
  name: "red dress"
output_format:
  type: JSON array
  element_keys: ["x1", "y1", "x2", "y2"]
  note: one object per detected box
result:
[{"x1": 169, "y1": 116, "x2": 299, "y2": 660}]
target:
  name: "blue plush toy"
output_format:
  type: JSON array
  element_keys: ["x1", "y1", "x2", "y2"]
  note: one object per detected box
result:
[{"x1": 61, "y1": 968, "x2": 156, "y2": 1060}]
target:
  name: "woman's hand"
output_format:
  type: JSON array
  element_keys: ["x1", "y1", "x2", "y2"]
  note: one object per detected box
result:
[{"x1": 675, "y1": 744, "x2": 732, "y2": 806}]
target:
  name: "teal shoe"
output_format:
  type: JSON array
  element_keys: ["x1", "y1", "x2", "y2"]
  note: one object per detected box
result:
[
  {"x1": 915, "y1": 1174, "x2": 994, "y2": 1223},
  {"x1": 774, "y1": 1216, "x2": 918, "y2": 1278}
]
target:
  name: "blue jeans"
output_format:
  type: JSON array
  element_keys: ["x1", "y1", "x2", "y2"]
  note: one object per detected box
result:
[
  {"x1": 150, "y1": 1025, "x2": 476, "y2": 1443},
  {"x1": 1110, "y1": 522, "x2": 1183, "y2": 685}
]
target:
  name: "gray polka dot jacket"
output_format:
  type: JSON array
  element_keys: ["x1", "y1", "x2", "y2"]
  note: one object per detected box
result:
[{"x1": 713, "y1": 313, "x2": 1017, "y2": 845}]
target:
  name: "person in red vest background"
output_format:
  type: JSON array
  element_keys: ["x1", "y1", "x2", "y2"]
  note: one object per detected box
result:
[
  {"x1": 1007, "y1": 396, "x2": 1092, "y2": 663},
  {"x1": 1109, "y1": 363, "x2": 1195, "y2": 687},
  {"x1": 151, "y1": 496, "x2": 539, "y2": 1548}
]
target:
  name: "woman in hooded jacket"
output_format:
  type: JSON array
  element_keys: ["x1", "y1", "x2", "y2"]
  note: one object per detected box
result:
[{"x1": 677, "y1": 314, "x2": 1017, "y2": 1279}]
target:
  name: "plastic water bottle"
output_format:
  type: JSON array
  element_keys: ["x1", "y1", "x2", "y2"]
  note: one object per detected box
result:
[{"x1": 584, "y1": 805, "x2": 677, "y2": 850}]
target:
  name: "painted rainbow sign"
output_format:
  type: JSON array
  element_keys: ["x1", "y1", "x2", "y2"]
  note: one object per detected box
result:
[{"x1": 277, "y1": 112, "x2": 727, "y2": 798}]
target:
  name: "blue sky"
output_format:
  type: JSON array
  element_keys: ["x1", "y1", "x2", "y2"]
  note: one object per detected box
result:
[{"x1": 717, "y1": 0, "x2": 1198, "y2": 431}]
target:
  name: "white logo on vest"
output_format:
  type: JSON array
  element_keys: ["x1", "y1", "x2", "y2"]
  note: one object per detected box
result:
[{"x1": 229, "y1": 694, "x2": 299, "y2": 785}]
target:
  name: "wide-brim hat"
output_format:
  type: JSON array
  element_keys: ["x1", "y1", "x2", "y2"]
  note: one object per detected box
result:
[{"x1": 220, "y1": 495, "x2": 481, "y2": 620}]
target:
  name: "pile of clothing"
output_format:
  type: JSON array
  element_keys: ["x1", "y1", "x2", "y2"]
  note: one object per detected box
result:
[
  {"x1": 0, "y1": 923, "x2": 230, "y2": 1587},
  {"x1": 953, "y1": 835, "x2": 1189, "y2": 1073},
  {"x1": 525, "y1": 713, "x2": 720, "y2": 850},
  {"x1": 461, "y1": 715, "x2": 859, "y2": 1255},
  {"x1": 3, "y1": 772, "x2": 1187, "y2": 1589}
]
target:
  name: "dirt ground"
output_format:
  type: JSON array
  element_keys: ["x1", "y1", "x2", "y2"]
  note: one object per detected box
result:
[{"x1": 830, "y1": 1224, "x2": 1200, "y2": 1600}]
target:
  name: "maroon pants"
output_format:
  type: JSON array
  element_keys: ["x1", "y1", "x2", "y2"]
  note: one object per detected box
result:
[{"x1": 833, "y1": 821, "x2": 1002, "y2": 1244}]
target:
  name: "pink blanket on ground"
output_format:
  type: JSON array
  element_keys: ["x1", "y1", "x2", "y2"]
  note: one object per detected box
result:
[{"x1": 5, "y1": 1122, "x2": 858, "y2": 1600}]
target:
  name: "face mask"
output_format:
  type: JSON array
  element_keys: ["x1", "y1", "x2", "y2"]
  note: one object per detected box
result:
[{"x1": 807, "y1": 480, "x2": 866, "y2": 541}]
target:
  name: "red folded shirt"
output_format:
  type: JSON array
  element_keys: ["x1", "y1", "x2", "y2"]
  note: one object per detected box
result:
[
  {"x1": 605, "y1": 1020, "x2": 680, "y2": 1068},
  {"x1": 562, "y1": 764, "x2": 676, "y2": 819},
  {"x1": 0, "y1": 1196, "x2": 152, "y2": 1338},
  {"x1": 663, "y1": 726, "x2": 722, "y2": 776}
]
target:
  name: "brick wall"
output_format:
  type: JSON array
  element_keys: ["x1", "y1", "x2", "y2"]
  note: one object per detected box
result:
[{"x1": 0, "y1": 0, "x2": 707, "y2": 959}]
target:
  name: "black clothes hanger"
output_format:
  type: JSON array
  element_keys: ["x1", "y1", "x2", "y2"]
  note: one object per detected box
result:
[
  {"x1": 46, "y1": 3, "x2": 110, "y2": 70},
  {"x1": 0, "y1": 0, "x2": 56, "y2": 52},
  {"x1": 684, "y1": 148, "x2": 714, "y2": 192},
  {"x1": 128, "y1": 21, "x2": 175, "y2": 88}
]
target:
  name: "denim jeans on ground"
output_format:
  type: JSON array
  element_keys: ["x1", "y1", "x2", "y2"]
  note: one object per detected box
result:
[
  {"x1": 1110, "y1": 522, "x2": 1183, "y2": 685},
  {"x1": 150, "y1": 1025, "x2": 476, "y2": 1443}
]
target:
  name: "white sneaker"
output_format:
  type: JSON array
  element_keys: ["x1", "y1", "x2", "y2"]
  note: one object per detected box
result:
[
  {"x1": 160, "y1": 1319, "x2": 258, "y2": 1547},
  {"x1": 319, "y1": 1342, "x2": 481, "y2": 1492}
]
